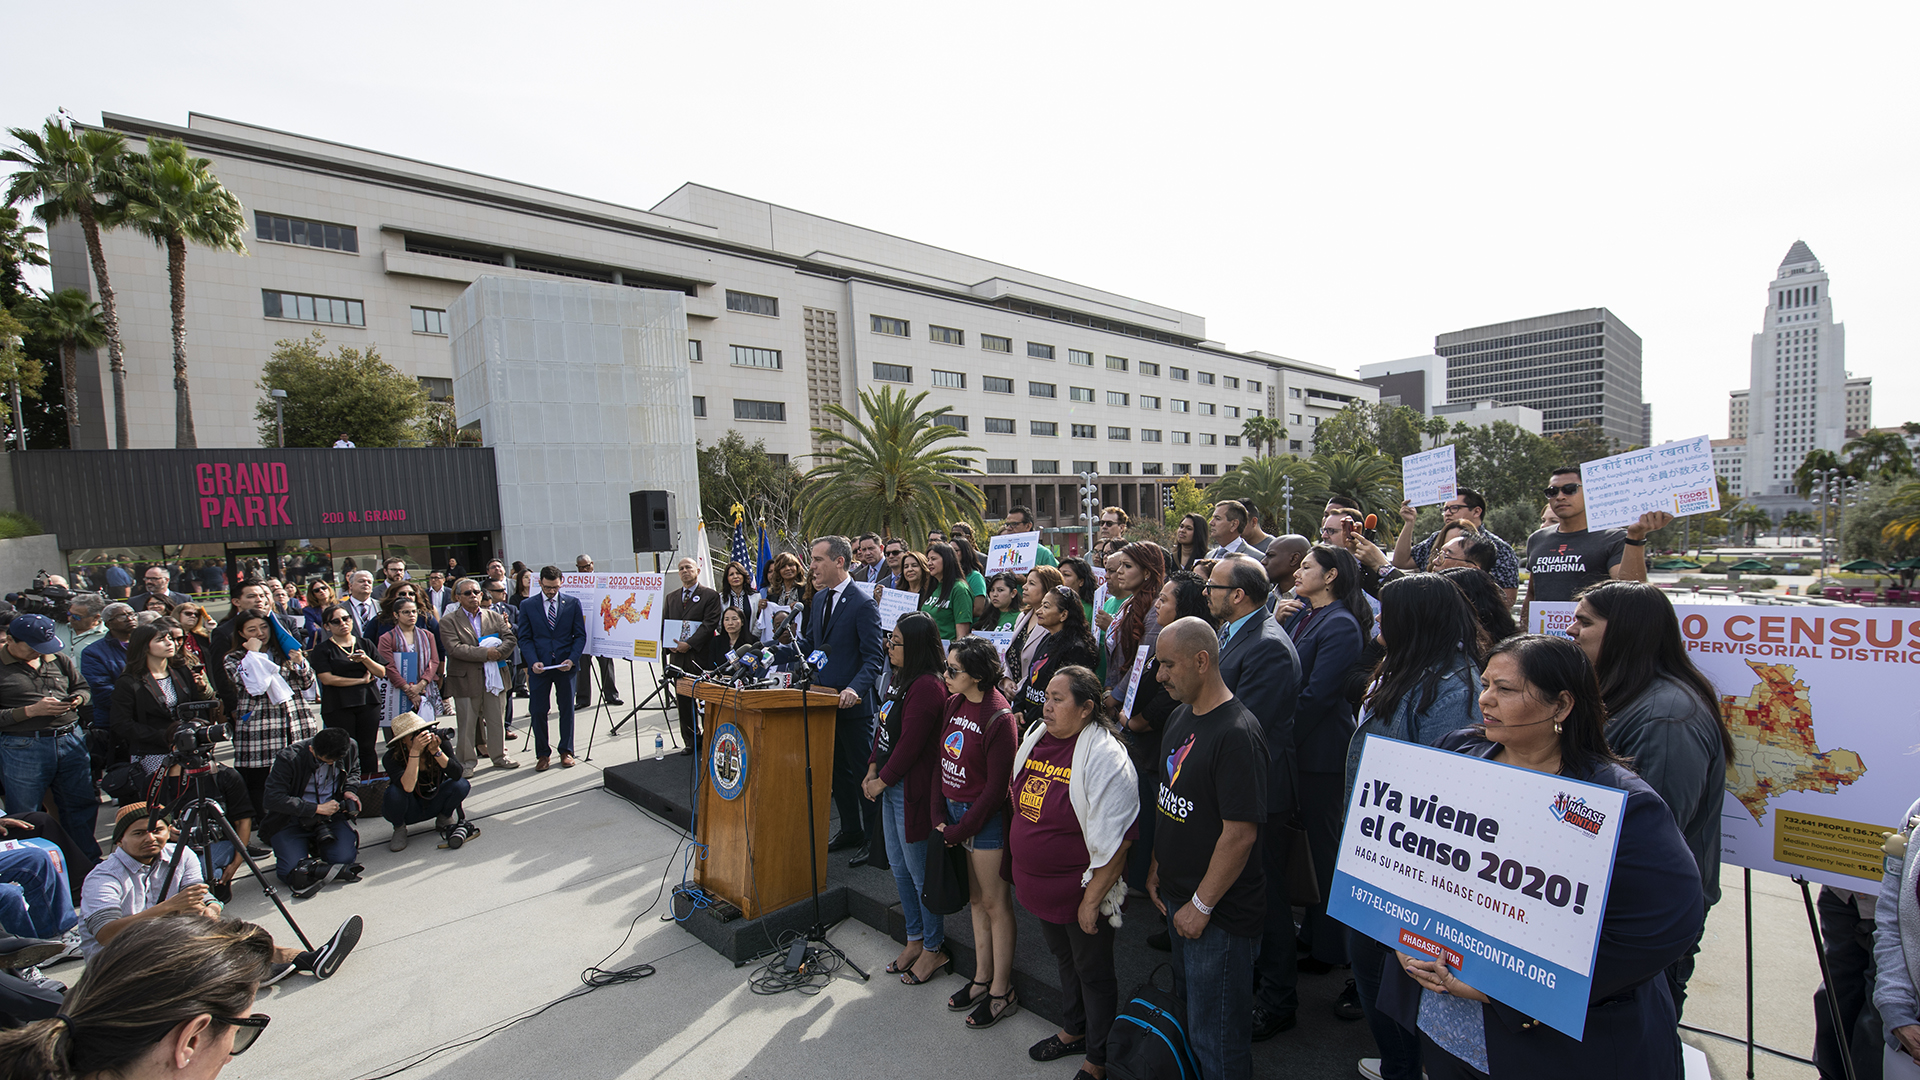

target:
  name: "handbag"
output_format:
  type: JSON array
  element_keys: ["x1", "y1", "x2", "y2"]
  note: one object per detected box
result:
[
  {"x1": 1106, "y1": 963, "x2": 1199, "y2": 1080},
  {"x1": 920, "y1": 834, "x2": 971, "y2": 915}
]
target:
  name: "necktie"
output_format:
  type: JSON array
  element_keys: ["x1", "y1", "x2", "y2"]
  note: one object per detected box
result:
[
  {"x1": 683, "y1": 588, "x2": 693, "y2": 604},
  {"x1": 546, "y1": 598, "x2": 557, "y2": 628},
  {"x1": 820, "y1": 589, "x2": 836, "y2": 636}
]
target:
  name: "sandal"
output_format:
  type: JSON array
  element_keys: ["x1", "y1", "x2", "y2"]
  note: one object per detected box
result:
[
  {"x1": 884, "y1": 945, "x2": 924, "y2": 975},
  {"x1": 966, "y1": 989, "x2": 1019, "y2": 1029},
  {"x1": 900, "y1": 951, "x2": 951, "y2": 985},
  {"x1": 947, "y1": 979, "x2": 989, "y2": 1012}
]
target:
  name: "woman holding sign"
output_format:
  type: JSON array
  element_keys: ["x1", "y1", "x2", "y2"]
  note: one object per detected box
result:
[
  {"x1": 1100, "y1": 542, "x2": 1165, "y2": 716},
  {"x1": 376, "y1": 598, "x2": 443, "y2": 749},
  {"x1": 1013, "y1": 587, "x2": 1099, "y2": 732},
  {"x1": 1379, "y1": 634, "x2": 1703, "y2": 1079}
]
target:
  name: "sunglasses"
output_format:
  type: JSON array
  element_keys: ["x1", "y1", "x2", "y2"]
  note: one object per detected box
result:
[
  {"x1": 943, "y1": 664, "x2": 965, "y2": 677},
  {"x1": 1543, "y1": 483, "x2": 1581, "y2": 498},
  {"x1": 326, "y1": 616, "x2": 351, "y2": 625},
  {"x1": 219, "y1": 1013, "x2": 271, "y2": 1054}
]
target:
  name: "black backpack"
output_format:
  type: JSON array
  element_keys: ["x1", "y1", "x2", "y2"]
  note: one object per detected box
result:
[{"x1": 1106, "y1": 963, "x2": 1199, "y2": 1080}]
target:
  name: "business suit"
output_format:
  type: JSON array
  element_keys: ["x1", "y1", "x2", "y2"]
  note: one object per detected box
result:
[
  {"x1": 664, "y1": 583, "x2": 722, "y2": 751},
  {"x1": 1283, "y1": 601, "x2": 1366, "y2": 967},
  {"x1": 516, "y1": 592, "x2": 588, "y2": 761},
  {"x1": 440, "y1": 605, "x2": 518, "y2": 770},
  {"x1": 774, "y1": 579, "x2": 884, "y2": 844}
]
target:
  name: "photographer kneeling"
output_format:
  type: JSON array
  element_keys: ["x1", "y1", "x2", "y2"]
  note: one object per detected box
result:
[
  {"x1": 382, "y1": 712, "x2": 475, "y2": 852},
  {"x1": 259, "y1": 730, "x2": 363, "y2": 896}
]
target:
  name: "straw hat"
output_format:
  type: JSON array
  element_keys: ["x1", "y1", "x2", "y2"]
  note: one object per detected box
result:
[{"x1": 389, "y1": 712, "x2": 433, "y2": 743}]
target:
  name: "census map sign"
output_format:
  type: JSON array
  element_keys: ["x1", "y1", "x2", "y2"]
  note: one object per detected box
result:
[
  {"x1": 560, "y1": 573, "x2": 666, "y2": 660},
  {"x1": 1579, "y1": 436, "x2": 1720, "y2": 531},
  {"x1": 1329, "y1": 736, "x2": 1627, "y2": 1039}
]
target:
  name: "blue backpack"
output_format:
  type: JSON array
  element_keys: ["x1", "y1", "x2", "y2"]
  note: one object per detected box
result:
[{"x1": 1106, "y1": 964, "x2": 1199, "y2": 1080}]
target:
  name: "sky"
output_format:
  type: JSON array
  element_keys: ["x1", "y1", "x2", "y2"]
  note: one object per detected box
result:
[{"x1": 6, "y1": 1, "x2": 1917, "y2": 443}]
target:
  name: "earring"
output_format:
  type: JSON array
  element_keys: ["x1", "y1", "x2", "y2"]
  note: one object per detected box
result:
[{"x1": 1554, "y1": 714, "x2": 1564, "y2": 735}]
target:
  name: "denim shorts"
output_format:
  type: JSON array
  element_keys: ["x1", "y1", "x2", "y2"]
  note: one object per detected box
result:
[{"x1": 943, "y1": 797, "x2": 1005, "y2": 851}]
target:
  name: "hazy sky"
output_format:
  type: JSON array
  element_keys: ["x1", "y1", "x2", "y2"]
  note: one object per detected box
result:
[{"x1": 8, "y1": 2, "x2": 1916, "y2": 442}]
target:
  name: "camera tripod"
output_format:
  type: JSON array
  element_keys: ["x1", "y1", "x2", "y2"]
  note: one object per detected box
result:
[{"x1": 152, "y1": 752, "x2": 317, "y2": 953}]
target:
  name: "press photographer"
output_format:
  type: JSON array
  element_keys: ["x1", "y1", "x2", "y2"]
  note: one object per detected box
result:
[
  {"x1": 258, "y1": 730, "x2": 363, "y2": 896},
  {"x1": 110, "y1": 622, "x2": 221, "y2": 783},
  {"x1": 4, "y1": 572, "x2": 72, "y2": 627},
  {"x1": 138, "y1": 694, "x2": 253, "y2": 905},
  {"x1": 381, "y1": 712, "x2": 475, "y2": 851},
  {"x1": 0, "y1": 615, "x2": 100, "y2": 862}
]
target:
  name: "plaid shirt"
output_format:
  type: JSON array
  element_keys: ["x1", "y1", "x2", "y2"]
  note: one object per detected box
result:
[
  {"x1": 1410, "y1": 526, "x2": 1520, "y2": 590},
  {"x1": 225, "y1": 650, "x2": 319, "y2": 768}
]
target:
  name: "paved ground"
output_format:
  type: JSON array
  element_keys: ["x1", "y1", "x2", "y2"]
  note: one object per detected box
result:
[{"x1": 69, "y1": 677, "x2": 1830, "y2": 1079}]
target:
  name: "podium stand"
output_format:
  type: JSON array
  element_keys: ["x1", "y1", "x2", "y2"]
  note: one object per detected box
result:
[{"x1": 675, "y1": 680, "x2": 843, "y2": 919}]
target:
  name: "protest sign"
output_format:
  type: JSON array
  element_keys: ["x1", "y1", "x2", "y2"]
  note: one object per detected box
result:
[
  {"x1": 871, "y1": 585, "x2": 920, "y2": 630},
  {"x1": 1676, "y1": 603, "x2": 1914, "y2": 888},
  {"x1": 977, "y1": 630, "x2": 1015, "y2": 667},
  {"x1": 987, "y1": 532, "x2": 1039, "y2": 573},
  {"x1": 560, "y1": 573, "x2": 666, "y2": 660},
  {"x1": 1401, "y1": 445, "x2": 1458, "y2": 508},
  {"x1": 1527, "y1": 601, "x2": 1577, "y2": 639},
  {"x1": 1120, "y1": 645, "x2": 1151, "y2": 715},
  {"x1": 1578, "y1": 436, "x2": 1720, "y2": 531},
  {"x1": 1330, "y1": 736, "x2": 1627, "y2": 1039}
]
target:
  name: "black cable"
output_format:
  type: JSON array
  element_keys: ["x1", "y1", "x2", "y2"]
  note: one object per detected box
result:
[{"x1": 744, "y1": 924, "x2": 851, "y2": 996}]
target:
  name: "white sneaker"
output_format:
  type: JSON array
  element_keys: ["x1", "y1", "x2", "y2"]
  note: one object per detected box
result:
[
  {"x1": 12, "y1": 966, "x2": 64, "y2": 993},
  {"x1": 1357, "y1": 1059, "x2": 1384, "y2": 1080},
  {"x1": 45, "y1": 930, "x2": 83, "y2": 966}
]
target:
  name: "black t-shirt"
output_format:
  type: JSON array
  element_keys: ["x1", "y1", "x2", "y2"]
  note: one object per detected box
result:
[
  {"x1": 313, "y1": 638, "x2": 375, "y2": 709},
  {"x1": 1524, "y1": 526, "x2": 1627, "y2": 602},
  {"x1": 1153, "y1": 696, "x2": 1268, "y2": 937},
  {"x1": 151, "y1": 763, "x2": 255, "y2": 822}
]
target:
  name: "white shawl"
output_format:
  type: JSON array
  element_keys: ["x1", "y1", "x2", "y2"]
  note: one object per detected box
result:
[
  {"x1": 237, "y1": 650, "x2": 293, "y2": 705},
  {"x1": 1012, "y1": 720, "x2": 1139, "y2": 927},
  {"x1": 478, "y1": 635, "x2": 506, "y2": 696}
]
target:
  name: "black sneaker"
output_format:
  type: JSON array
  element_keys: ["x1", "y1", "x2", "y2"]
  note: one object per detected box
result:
[
  {"x1": 1250, "y1": 1005, "x2": 1297, "y2": 1041},
  {"x1": 1333, "y1": 977, "x2": 1364, "y2": 1021},
  {"x1": 246, "y1": 841, "x2": 272, "y2": 859},
  {"x1": 298, "y1": 915, "x2": 363, "y2": 980},
  {"x1": 1146, "y1": 928, "x2": 1172, "y2": 952}
]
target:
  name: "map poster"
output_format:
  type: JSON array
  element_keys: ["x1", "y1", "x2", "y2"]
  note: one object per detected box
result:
[
  {"x1": 1329, "y1": 736, "x2": 1628, "y2": 1040},
  {"x1": 1675, "y1": 603, "x2": 1912, "y2": 887},
  {"x1": 987, "y1": 532, "x2": 1039, "y2": 573},
  {"x1": 1527, "y1": 601, "x2": 1576, "y2": 639},
  {"x1": 1400, "y1": 444, "x2": 1458, "y2": 508},
  {"x1": 1578, "y1": 435, "x2": 1721, "y2": 531},
  {"x1": 560, "y1": 573, "x2": 666, "y2": 661}
]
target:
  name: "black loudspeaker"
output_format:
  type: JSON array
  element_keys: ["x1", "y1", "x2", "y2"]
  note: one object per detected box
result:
[{"x1": 631, "y1": 490, "x2": 678, "y2": 553}]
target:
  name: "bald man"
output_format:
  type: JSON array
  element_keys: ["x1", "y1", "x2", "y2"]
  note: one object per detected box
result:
[
  {"x1": 1147, "y1": 616, "x2": 1268, "y2": 1078},
  {"x1": 1260, "y1": 536, "x2": 1311, "y2": 616}
]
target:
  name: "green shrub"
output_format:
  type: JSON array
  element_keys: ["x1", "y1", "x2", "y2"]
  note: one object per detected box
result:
[{"x1": 0, "y1": 512, "x2": 42, "y2": 540}]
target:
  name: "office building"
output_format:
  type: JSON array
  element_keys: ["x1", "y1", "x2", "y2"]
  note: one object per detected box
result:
[
  {"x1": 1711, "y1": 438, "x2": 1747, "y2": 498},
  {"x1": 1729, "y1": 390, "x2": 1749, "y2": 439},
  {"x1": 1431, "y1": 400, "x2": 1544, "y2": 435},
  {"x1": 1846, "y1": 377, "x2": 1873, "y2": 436},
  {"x1": 1641, "y1": 402, "x2": 1652, "y2": 446},
  {"x1": 1433, "y1": 308, "x2": 1644, "y2": 447},
  {"x1": 1357, "y1": 355, "x2": 1445, "y2": 414},
  {"x1": 44, "y1": 111, "x2": 1379, "y2": 541}
]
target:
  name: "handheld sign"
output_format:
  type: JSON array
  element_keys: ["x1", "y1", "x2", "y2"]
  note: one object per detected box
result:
[
  {"x1": 1401, "y1": 444, "x2": 1458, "y2": 508},
  {"x1": 1526, "y1": 602, "x2": 1577, "y2": 639},
  {"x1": 560, "y1": 572, "x2": 667, "y2": 660},
  {"x1": 987, "y1": 532, "x2": 1039, "y2": 573},
  {"x1": 1329, "y1": 736, "x2": 1627, "y2": 1040},
  {"x1": 1119, "y1": 644, "x2": 1151, "y2": 716},
  {"x1": 870, "y1": 585, "x2": 920, "y2": 630},
  {"x1": 1578, "y1": 435, "x2": 1720, "y2": 531},
  {"x1": 977, "y1": 630, "x2": 1016, "y2": 667}
]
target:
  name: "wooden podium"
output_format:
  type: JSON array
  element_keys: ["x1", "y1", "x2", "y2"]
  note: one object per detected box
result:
[{"x1": 675, "y1": 680, "x2": 845, "y2": 919}]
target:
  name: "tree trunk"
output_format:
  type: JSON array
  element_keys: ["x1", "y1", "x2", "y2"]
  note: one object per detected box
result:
[
  {"x1": 10, "y1": 381, "x2": 23, "y2": 450},
  {"x1": 78, "y1": 206, "x2": 128, "y2": 450},
  {"x1": 61, "y1": 341, "x2": 80, "y2": 450},
  {"x1": 167, "y1": 233, "x2": 195, "y2": 449}
]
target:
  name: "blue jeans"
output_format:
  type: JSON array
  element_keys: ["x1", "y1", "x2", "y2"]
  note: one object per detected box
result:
[
  {"x1": 1161, "y1": 889, "x2": 1256, "y2": 1080},
  {"x1": 528, "y1": 670, "x2": 576, "y2": 758},
  {"x1": 881, "y1": 785, "x2": 943, "y2": 952},
  {"x1": 0, "y1": 844, "x2": 76, "y2": 939},
  {"x1": 0, "y1": 731, "x2": 101, "y2": 860},
  {"x1": 200, "y1": 840, "x2": 238, "y2": 884},
  {"x1": 1350, "y1": 925, "x2": 1421, "y2": 1079},
  {"x1": 382, "y1": 778, "x2": 471, "y2": 827},
  {"x1": 942, "y1": 797, "x2": 1005, "y2": 850},
  {"x1": 269, "y1": 820, "x2": 360, "y2": 882}
]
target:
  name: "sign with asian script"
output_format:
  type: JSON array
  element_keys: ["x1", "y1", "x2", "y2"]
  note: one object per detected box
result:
[{"x1": 1578, "y1": 436, "x2": 1720, "y2": 530}]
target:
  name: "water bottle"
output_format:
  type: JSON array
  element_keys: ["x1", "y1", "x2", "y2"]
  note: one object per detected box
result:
[{"x1": 654, "y1": 733, "x2": 664, "y2": 761}]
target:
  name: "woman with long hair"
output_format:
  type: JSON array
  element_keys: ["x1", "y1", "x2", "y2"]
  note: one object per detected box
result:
[
  {"x1": 1438, "y1": 567, "x2": 1517, "y2": 661},
  {"x1": 0, "y1": 915, "x2": 275, "y2": 1080},
  {"x1": 1058, "y1": 557, "x2": 1098, "y2": 624},
  {"x1": 717, "y1": 562, "x2": 758, "y2": 623},
  {"x1": 1284, "y1": 543, "x2": 1371, "y2": 974},
  {"x1": 936, "y1": 637, "x2": 1020, "y2": 1028},
  {"x1": 111, "y1": 621, "x2": 216, "y2": 780},
  {"x1": 300, "y1": 580, "x2": 334, "y2": 647},
  {"x1": 762, "y1": 551, "x2": 809, "y2": 628},
  {"x1": 861, "y1": 612, "x2": 951, "y2": 985},
  {"x1": 224, "y1": 611, "x2": 318, "y2": 850},
  {"x1": 1568, "y1": 580, "x2": 1732, "y2": 1017},
  {"x1": 376, "y1": 597, "x2": 443, "y2": 751},
  {"x1": 174, "y1": 600, "x2": 213, "y2": 668},
  {"x1": 1014, "y1": 587, "x2": 1099, "y2": 731},
  {"x1": 983, "y1": 572, "x2": 1024, "y2": 630},
  {"x1": 369, "y1": 583, "x2": 439, "y2": 644},
  {"x1": 313, "y1": 601, "x2": 387, "y2": 778},
  {"x1": 1379, "y1": 635, "x2": 1703, "y2": 1080},
  {"x1": 1343, "y1": 573, "x2": 1484, "y2": 1077},
  {"x1": 921, "y1": 542, "x2": 974, "y2": 640},
  {"x1": 709, "y1": 606, "x2": 759, "y2": 667},
  {"x1": 1100, "y1": 542, "x2": 1166, "y2": 715},
  {"x1": 1011, "y1": 665, "x2": 1139, "y2": 1076},
  {"x1": 1004, "y1": 566, "x2": 1065, "y2": 692},
  {"x1": 953, "y1": 536, "x2": 991, "y2": 624},
  {"x1": 1170, "y1": 513, "x2": 1209, "y2": 572}
]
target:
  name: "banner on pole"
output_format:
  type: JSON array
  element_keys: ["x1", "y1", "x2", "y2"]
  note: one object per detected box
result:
[{"x1": 560, "y1": 573, "x2": 666, "y2": 660}]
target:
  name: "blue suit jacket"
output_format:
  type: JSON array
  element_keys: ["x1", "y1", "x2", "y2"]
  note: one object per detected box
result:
[
  {"x1": 514, "y1": 594, "x2": 587, "y2": 670},
  {"x1": 776, "y1": 581, "x2": 884, "y2": 719},
  {"x1": 1284, "y1": 602, "x2": 1365, "y2": 774},
  {"x1": 1218, "y1": 610, "x2": 1302, "y2": 814}
]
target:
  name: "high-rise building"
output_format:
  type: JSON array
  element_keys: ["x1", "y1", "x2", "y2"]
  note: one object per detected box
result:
[
  {"x1": 1736, "y1": 241, "x2": 1863, "y2": 499},
  {"x1": 1433, "y1": 308, "x2": 1643, "y2": 447},
  {"x1": 1728, "y1": 390, "x2": 1749, "y2": 439},
  {"x1": 1712, "y1": 438, "x2": 1747, "y2": 497},
  {"x1": 1641, "y1": 402, "x2": 1652, "y2": 446},
  {"x1": 1356, "y1": 355, "x2": 1445, "y2": 413}
]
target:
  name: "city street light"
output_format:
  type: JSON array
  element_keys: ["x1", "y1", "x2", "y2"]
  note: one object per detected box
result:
[
  {"x1": 1078, "y1": 471, "x2": 1099, "y2": 552},
  {"x1": 271, "y1": 389, "x2": 288, "y2": 447}
]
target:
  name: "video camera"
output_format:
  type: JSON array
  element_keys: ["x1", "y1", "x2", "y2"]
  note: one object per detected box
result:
[
  {"x1": 5, "y1": 570, "x2": 72, "y2": 622},
  {"x1": 170, "y1": 700, "x2": 227, "y2": 761}
]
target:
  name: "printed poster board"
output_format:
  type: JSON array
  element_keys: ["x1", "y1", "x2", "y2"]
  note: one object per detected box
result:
[
  {"x1": 1579, "y1": 436, "x2": 1721, "y2": 531},
  {"x1": 560, "y1": 573, "x2": 666, "y2": 660},
  {"x1": 1401, "y1": 444, "x2": 1458, "y2": 508},
  {"x1": 987, "y1": 532, "x2": 1040, "y2": 573}
]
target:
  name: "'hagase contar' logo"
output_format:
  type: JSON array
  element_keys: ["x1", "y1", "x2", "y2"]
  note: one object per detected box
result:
[
  {"x1": 195, "y1": 462, "x2": 294, "y2": 528},
  {"x1": 1548, "y1": 791, "x2": 1606, "y2": 837}
]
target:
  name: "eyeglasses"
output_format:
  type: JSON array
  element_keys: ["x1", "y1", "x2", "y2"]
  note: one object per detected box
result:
[
  {"x1": 943, "y1": 664, "x2": 965, "y2": 677},
  {"x1": 1543, "y1": 483, "x2": 1581, "y2": 498},
  {"x1": 1442, "y1": 504, "x2": 1470, "y2": 513},
  {"x1": 326, "y1": 616, "x2": 351, "y2": 625},
  {"x1": 218, "y1": 1013, "x2": 270, "y2": 1055},
  {"x1": 1200, "y1": 583, "x2": 1235, "y2": 591},
  {"x1": 885, "y1": 636, "x2": 903, "y2": 648}
]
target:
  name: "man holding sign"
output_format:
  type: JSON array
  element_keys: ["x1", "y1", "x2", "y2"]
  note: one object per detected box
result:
[
  {"x1": 1522, "y1": 466, "x2": 1664, "y2": 629},
  {"x1": 1390, "y1": 489, "x2": 1519, "y2": 608}
]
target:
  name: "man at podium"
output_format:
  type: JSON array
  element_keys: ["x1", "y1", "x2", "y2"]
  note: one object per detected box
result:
[{"x1": 771, "y1": 536, "x2": 884, "y2": 854}]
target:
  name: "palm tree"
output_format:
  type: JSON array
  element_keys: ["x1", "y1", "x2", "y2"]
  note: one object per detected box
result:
[
  {"x1": 1207, "y1": 455, "x2": 1323, "y2": 533},
  {"x1": 1883, "y1": 481, "x2": 1920, "y2": 545},
  {"x1": 1240, "y1": 415, "x2": 1287, "y2": 459},
  {"x1": 800, "y1": 385, "x2": 986, "y2": 541},
  {"x1": 1729, "y1": 502, "x2": 1772, "y2": 545},
  {"x1": 113, "y1": 138, "x2": 247, "y2": 449},
  {"x1": 1421, "y1": 413, "x2": 1452, "y2": 448},
  {"x1": 1843, "y1": 430, "x2": 1914, "y2": 481},
  {"x1": 1308, "y1": 450, "x2": 1401, "y2": 511},
  {"x1": 2, "y1": 115, "x2": 131, "y2": 448},
  {"x1": 1779, "y1": 510, "x2": 1817, "y2": 539},
  {"x1": 20, "y1": 289, "x2": 103, "y2": 449},
  {"x1": 0, "y1": 206, "x2": 48, "y2": 293}
]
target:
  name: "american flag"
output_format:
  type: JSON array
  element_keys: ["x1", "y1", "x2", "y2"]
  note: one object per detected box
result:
[{"x1": 731, "y1": 514, "x2": 753, "y2": 589}]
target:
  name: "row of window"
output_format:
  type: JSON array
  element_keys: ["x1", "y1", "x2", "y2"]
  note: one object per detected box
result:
[
  {"x1": 871, "y1": 366, "x2": 1252, "y2": 415},
  {"x1": 860, "y1": 314, "x2": 1261, "y2": 392},
  {"x1": 982, "y1": 460, "x2": 1219, "y2": 476},
  {"x1": 255, "y1": 212, "x2": 358, "y2": 253}
]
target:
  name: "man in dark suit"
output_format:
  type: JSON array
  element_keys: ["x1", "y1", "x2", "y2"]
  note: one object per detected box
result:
[
  {"x1": 515, "y1": 566, "x2": 588, "y2": 770},
  {"x1": 663, "y1": 557, "x2": 721, "y2": 755},
  {"x1": 1207, "y1": 554, "x2": 1307, "y2": 1041},
  {"x1": 772, "y1": 536, "x2": 883, "y2": 852}
]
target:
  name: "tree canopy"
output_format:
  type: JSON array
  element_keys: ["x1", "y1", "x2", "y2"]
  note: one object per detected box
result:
[
  {"x1": 255, "y1": 332, "x2": 426, "y2": 447},
  {"x1": 799, "y1": 385, "x2": 985, "y2": 543}
]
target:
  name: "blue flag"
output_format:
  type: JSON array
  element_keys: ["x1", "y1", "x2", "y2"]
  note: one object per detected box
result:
[{"x1": 755, "y1": 524, "x2": 772, "y2": 591}]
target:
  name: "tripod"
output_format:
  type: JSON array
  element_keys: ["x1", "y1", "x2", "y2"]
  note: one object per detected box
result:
[
  {"x1": 153, "y1": 750, "x2": 316, "y2": 953},
  {"x1": 609, "y1": 659, "x2": 675, "y2": 738},
  {"x1": 782, "y1": 661, "x2": 869, "y2": 982}
]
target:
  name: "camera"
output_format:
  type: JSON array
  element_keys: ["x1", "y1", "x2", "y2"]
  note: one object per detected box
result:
[
  {"x1": 442, "y1": 819, "x2": 478, "y2": 849},
  {"x1": 5, "y1": 571, "x2": 72, "y2": 622},
  {"x1": 170, "y1": 702, "x2": 228, "y2": 759}
]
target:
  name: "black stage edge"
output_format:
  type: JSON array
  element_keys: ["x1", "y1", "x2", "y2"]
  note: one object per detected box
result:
[{"x1": 602, "y1": 755, "x2": 1373, "y2": 1076}]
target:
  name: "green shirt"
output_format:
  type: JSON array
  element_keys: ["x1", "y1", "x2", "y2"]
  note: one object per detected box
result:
[
  {"x1": 991, "y1": 609, "x2": 1021, "y2": 630},
  {"x1": 1036, "y1": 545, "x2": 1058, "y2": 567},
  {"x1": 921, "y1": 578, "x2": 974, "y2": 640}
]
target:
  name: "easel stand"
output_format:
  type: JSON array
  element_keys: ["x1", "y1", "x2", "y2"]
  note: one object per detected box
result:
[
  {"x1": 1674, "y1": 866, "x2": 1828, "y2": 1077},
  {"x1": 582, "y1": 658, "x2": 653, "y2": 763}
]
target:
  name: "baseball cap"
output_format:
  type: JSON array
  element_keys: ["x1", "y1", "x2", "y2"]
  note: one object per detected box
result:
[{"x1": 7, "y1": 615, "x2": 61, "y2": 655}]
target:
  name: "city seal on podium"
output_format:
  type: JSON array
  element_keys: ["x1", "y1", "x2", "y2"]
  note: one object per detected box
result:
[{"x1": 709, "y1": 722, "x2": 749, "y2": 801}]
